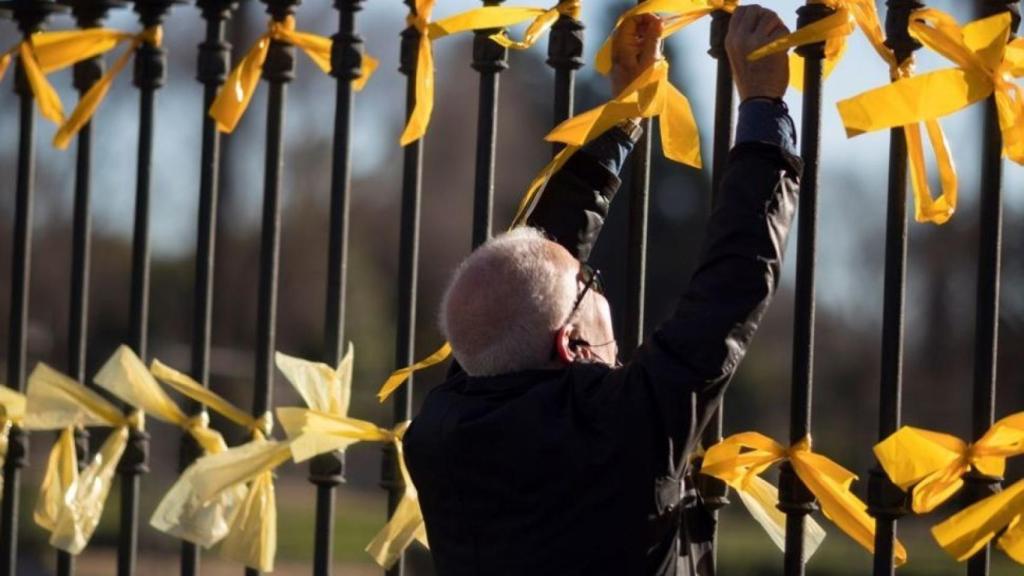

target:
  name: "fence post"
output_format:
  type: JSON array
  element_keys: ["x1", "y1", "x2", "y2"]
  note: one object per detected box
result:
[
  {"x1": 383, "y1": 4, "x2": 425, "y2": 574},
  {"x1": 470, "y1": 0, "x2": 509, "y2": 247},
  {"x1": 694, "y1": 8, "x2": 736, "y2": 571},
  {"x1": 867, "y1": 2, "x2": 921, "y2": 575},
  {"x1": 58, "y1": 3, "x2": 125, "y2": 575},
  {"x1": 119, "y1": 3, "x2": 180, "y2": 575},
  {"x1": 0, "y1": 3, "x2": 64, "y2": 575},
  {"x1": 966, "y1": 1, "x2": 1020, "y2": 575},
  {"x1": 546, "y1": 3, "x2": 583, "y2": 139},
  {"x1": 182, "y1": 2, "x2": 238, "y2": 575},
  {"x1": 778, "y1": 3, "x2": 831, "y2": 575},
  {"x1": 308, "y1": 0, "x2": 367, "y2": 574}
]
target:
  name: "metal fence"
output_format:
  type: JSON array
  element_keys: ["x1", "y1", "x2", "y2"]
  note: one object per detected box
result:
[{"x1": 0, "y1": 0, "x2": 1020, "y2": 575}]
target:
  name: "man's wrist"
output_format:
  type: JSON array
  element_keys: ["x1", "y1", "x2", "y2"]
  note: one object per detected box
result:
[
  {"x1": 615, "y1": 118, "x2": 644, "y2": 144},
  {"x1": 735, "y1": 98, "x2": 797, "y2": 157}
]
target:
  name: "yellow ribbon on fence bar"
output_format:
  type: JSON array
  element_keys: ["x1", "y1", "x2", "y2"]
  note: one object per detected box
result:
[
  {"x1": 932, "y1": 477, "x2": 1024, "y2": 563},
  {"x1": 209, "y1": 15, "x2": 378, "y2": 134},
  {"x1": 23, "y1": 363, "x2": 142, "y2": 555},
  {"x1": 275, "y1": 343, "x2": 354, "y2": 417},
  {"x1": 0, "y1": 28, "x2": 133, "y2": 125},
  {"x1": 0, "y1": 386, "x2": 26, "y2": 497},
  {"x1": 90, "y1": 345, "x2": 246, "y2": 546},
  {"x1": 489, "y1": 0, "x2": 581, "y2": 50},
  {"x1": 52, "y1": 27, "x2": 161, "y2": 149},
  {"x1": 399, "y1": 0, "x2": 579, "y2": 145},
  {"x1": 838, "y1": 10, "x2": 1024, "y2": 162},
  {"x1": 274, "y1": 408, "x2": 427, "y2": 567},
  {"x1": 150, "y1": 359, "x2": 271, "y2": 434},
  {"x1": 873, "y1": 412, "x2": 1024, "y2": 514},
  {"x1": 747, "y1": 0, "x2": 892, "y2": 91},
  {"x1": 728, "y1": 473, "x2": 827, "y2": 560},
  {"x1": 701, "y1": 432, "x2": 908, "y2": 565}
]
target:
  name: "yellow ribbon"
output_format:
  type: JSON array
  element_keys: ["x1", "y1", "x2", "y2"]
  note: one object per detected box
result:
[
  {"x1": 377, "y1": 342, "x2": 452, "y2": 403},
  {"x1": 489, "y1": 0, "x2": 582, "y2": 50},
  {"x1": 873, "y1": 412, "x2": 1024, "y2": 514},
  {"x1": 0, "y1": 385, "x2": 27, "y2": 498},
  {"x1": 702, "y1": 432, "x2": 908, "y2": 565},
  {"x1": 398, "y1": 0, "x2": 577, "y2": 145},
  {"x1": 0, "y1": 29, "x2": 134, "y2": 126},
  {"x1": 23, "y1": 363, "x2": 142, "y2": 555},
  {"x1": 747, "y1": 0, "x2": 892, "y2": 91},
  {"x1": 839, "y1": 10, "x2": 1024, "y2": 164},
  {"x1": 147, "y1": 356, "x2": 284, "y2": 570},
  {"x1": 89, "y1": 345, "x2": 248, "y2": 546},
  {"x1": 51, "y1": 27, "x2": 161, "y2": 149},
  {"x1": 274, "y1": 406, "x2": 426, "y2": 569},
  {"x1": 209, "y1": 15, "x2": 379, "y2": 134}
]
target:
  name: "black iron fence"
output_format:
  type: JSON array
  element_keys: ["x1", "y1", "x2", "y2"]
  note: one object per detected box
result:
[{"x1": 1, "y1": 0, "x2": 1022, "y2": 575}]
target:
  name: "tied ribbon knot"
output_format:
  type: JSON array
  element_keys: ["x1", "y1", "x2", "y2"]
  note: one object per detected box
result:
[
  {"x1": 398, "y1": 0, "x2": 569, "y2": 145},
  {"x1": 489, "y1": 0, "x2": 582, "y2": 50},
  {"x1": 144, "y1": 352, "x2": 286, "y2": 571},
  {"x1": 874, "y1": 413, "x2": 1024, "y2": 514},
  {"x1": 23, "y1": 363, "x2": 144, "y2": 555},
  {"x1": 272, "y1": 346, "x2": 427, "y2": 568},
  {"x1": 209, "y1": 15, "x2": 379, "y2": 134},
  {"x1": 837, "y1": 9, "x2": 1024, "y2": 216},
  {"x1": 0, "y1": 28, "x2": 146, "y2": 126},
  {"x1": 874, "y1": 413, "x2": 1024, "y2": 564},
  {"x1": 702, "y1": 432, "x2": 908, "y2": 565},
  {"x1": 52, "y1": 26, "x2": 162, "y2": 150}
]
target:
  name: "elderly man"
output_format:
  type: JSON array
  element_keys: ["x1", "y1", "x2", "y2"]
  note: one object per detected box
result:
[{"x1": 404, "y1": 6, "x2": 799, "y2": 576}]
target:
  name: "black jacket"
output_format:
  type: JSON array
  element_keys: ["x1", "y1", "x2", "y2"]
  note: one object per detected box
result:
[{"x1": 404, "y1": 140, "x2": 801, "y2": 576}]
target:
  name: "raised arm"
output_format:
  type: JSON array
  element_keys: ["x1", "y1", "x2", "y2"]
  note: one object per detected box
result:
[{"x1": 627, "y1": 6, "x2": 800, "y2": 444}]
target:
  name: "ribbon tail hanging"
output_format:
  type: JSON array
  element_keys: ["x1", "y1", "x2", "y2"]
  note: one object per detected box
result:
[
  {"x1": 734, "y1": 475, "x2": 826, "y2": 561},
  {"x1": 210, "y1": 34, "x2": 272, "y2": 133},
  {"x1": 377, "y1": 343, "x2": 452, "y2": 402},
  {"x1": 399, "y1": 32, "x2": 435, "y2": 146},
  {"x1": 933, "y1": 478, "x2": 1024, "y2": 562}
]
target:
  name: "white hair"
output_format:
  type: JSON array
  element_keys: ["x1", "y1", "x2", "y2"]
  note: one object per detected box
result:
[{"x1": 440, "y1": 227, "x2": 577, "y2": 376}]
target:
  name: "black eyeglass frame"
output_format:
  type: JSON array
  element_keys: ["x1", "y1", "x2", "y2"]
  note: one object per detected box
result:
[{"x1": 564, "y1": 263, "x2": 604, "y2": 325}]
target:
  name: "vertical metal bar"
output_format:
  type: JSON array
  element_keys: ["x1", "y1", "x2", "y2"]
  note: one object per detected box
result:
[
  {"x1": 694, "y1": 10, "x2": 735, "y2": 572},
  {"x1": 965, "y1": 3, "x2": 1018, "y2": 575},
  {"x1": 868, "y1": 3, "x2": 921, "y2": 575},
  {"x1": 308, "y1": 0, "x2": 366, "y2": 574},
  {"x1": 622, "y1": 122, "x2": 650, "y2": 356},
  {"x1": 183, "y1": 2, "x2": 237, "y2": 575},
  {"x1": 247, "y1": 2, "x2": 299, "y2": 575},
  {"x1": 546, "y1": 4, "x2": 583, "y2": 152},
  {"x1": 383, "y1": 7, "x2": 424, "y2": 575},
  {"x1": 0, "y1": 4, "x2": 61, "y2": 575},
  {"x1": 778, "y1": 4, "x2": 831, "y2": 575},
  {"x1": 470, "y1": 0, "x2": 508, "y2": 248},
  {"x1": 58, "y1": 2, "x2": 124, "y2": 575}
]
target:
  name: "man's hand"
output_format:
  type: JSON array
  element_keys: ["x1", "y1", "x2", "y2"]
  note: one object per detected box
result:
[
  {"x1": 726, "y1": 6, "x2": 790, "y2": 101},
  {"x1": 611, "y1": 14, "x2": 664, "y2": 96}
]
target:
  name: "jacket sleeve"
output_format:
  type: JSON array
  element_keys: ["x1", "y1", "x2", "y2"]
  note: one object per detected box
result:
[
  {"x1": 625, "y1": 141, "x2": 801, "y2": 452},
  {"x1": 526, "y1": 138, "x2": 629, "y2": 262}
]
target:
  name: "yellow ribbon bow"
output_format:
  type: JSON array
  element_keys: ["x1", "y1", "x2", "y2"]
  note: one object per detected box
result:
[
  {"x1": 488, "y1": 0, "x2": 581, "y2": 50},
  {"x1": 23, "y1": 363, "x2": 143, "y2": 555},
  {"x1": 147, "y1": 358, "x2": 281, "y2": 571},
  {"x1": 932, "y1": 476, "x2": 1024, "y2": 564},
  {"x1": 873, "y1": 412, "x2": 1024, "y2": 514},
  {"x1": 747, "y1": 0, "x2": 892, "y2": 91},
  {"x1": 398, "y1": 0, "x2": 581, "y2": 145},
  {"x1": 275, "y1": 407, "x2": 426, "y2": 569},
  {"x1": 1, "y1": 28, "x2": 140, "y2": 125},
  {"x1": 50, "y1": 27, "x2": 161, "y2": 149},
  {"x1": 209, "y1": 15, "x2": 379, "y2": 134},
  {"x1": 838, "y1": 9, "x2": 1024, "y2": 164},
  {"x1": 701, "y1": 432, "x2": 908, "y2": 564},
  {"x1": 90, "y1": 345, "x2": 244, "y2": 546},
  {"x1": 0, "y1": 385, "x2": 27, "y2": 497}
]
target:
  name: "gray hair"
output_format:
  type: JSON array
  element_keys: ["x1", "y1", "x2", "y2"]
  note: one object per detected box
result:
[{"x1": 440, "y1": 227, "x2": 577, "y2": 376}]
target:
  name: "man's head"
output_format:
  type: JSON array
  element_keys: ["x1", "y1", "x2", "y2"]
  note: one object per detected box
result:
[{"x1": 441, "y1": 228, "x2": 617, "y2": 376}]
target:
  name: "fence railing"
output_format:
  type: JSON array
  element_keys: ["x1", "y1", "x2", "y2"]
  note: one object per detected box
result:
[{"x1": 1, "y1": 0, "x2": 1021, "y2": 575}]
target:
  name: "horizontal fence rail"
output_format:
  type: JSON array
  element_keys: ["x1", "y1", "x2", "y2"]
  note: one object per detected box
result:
[{"x1": 0, "y1": 0, "x2": 1021, "y2": 575}]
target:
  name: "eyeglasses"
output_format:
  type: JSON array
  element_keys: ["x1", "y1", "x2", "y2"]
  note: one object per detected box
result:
[{"x1": 565, "y1": 263, "x2": 604, "y2": 323}]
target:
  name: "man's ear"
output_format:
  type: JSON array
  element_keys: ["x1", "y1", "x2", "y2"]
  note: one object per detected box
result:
[{"x1": 553, "y1": 325, "x2": 578, "y2": 365}]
